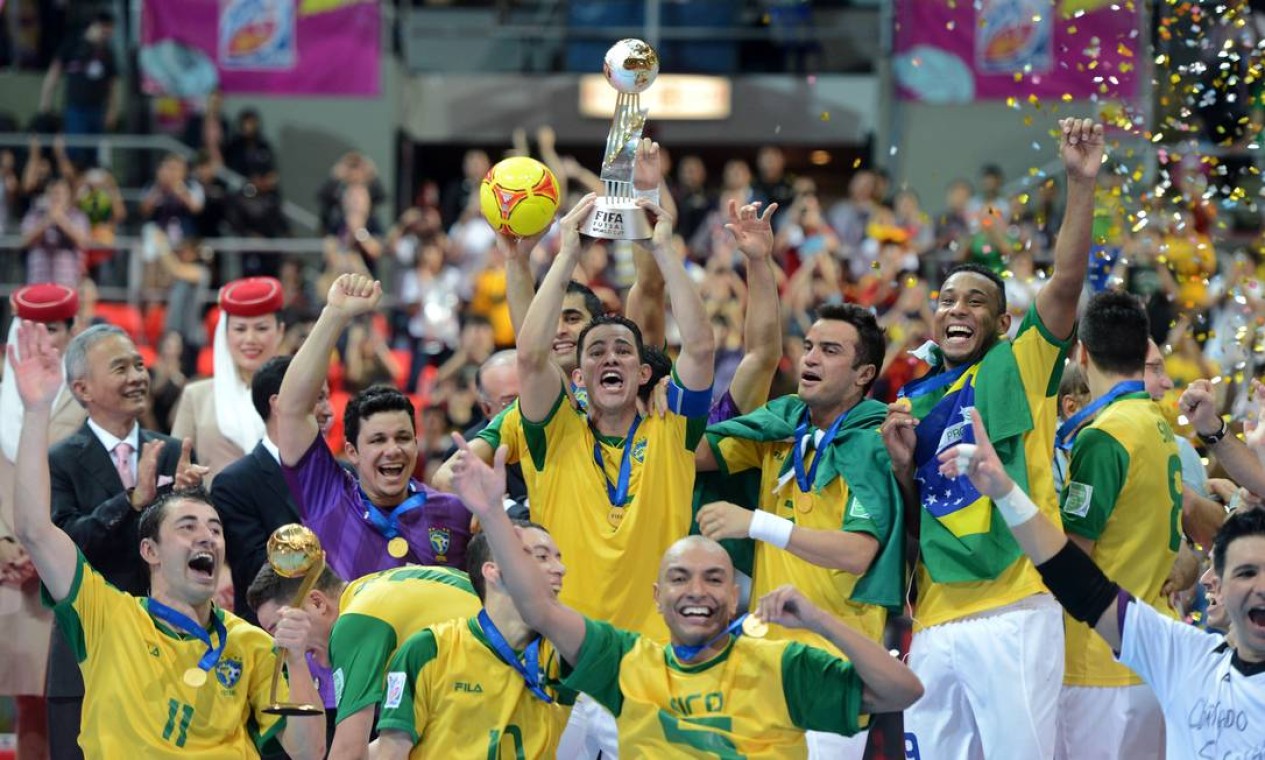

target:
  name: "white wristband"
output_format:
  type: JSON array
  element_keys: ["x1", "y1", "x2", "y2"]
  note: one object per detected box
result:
[
  {"x1": 634, "y1": 187, "x2": 661, "y2": 206},
  {"x1": 993, "y1": 483, "x2": 1039, "y2": 528},
  {"x1": 749, "y1": 510, "x2": 794, "y2": 549}
]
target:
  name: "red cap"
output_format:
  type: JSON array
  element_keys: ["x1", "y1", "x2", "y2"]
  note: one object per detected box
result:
[
  {"x1": 11, "y1": 283, "x2": 78, "y2": 323},
  {"x1": 219, "y1": 277, "x2": 283, "y2": 318}
]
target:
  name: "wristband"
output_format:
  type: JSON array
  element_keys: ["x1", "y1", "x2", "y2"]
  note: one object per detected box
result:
[
  {"x1": 1197, "y1": 418, "x2": 1228, "y2": 447},
  {"x1": 634, "y1": 187, "x2": 661, "y2": 206},
  {"x1": 993, "y1": 483, "x2": 1039, "y2": 528},
  {"x1": 748, "y1": 510, "x2": 794, "y2": 549}
]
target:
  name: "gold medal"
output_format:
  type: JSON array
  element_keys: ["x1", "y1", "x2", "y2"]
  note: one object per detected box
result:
[
  {"x1": 741, "y1": 614, "x2": 768, "y2": 639},
  {"x1": 387, "y1": 537, "x2": 408, "y2": 558},
  {"x1": 183, "y1": 667, "x2": 208, "y2": 688},
  {"x1": 607, "y1": 507, "x2": 625, "y2": 529}
]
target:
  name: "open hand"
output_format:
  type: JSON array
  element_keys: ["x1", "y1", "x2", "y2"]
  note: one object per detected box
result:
[
  {"x1": 130, "y1": 440, "x2": 165, "y2": 510},
  {"x1": 559, "y1": 193, "x2": 597, "y2": 254},
  {"x1": 8, "y1": 321, "x2": 63, "y2": 409},
  {"x1": 724, "y1": 200, "x2": 777, "y2": 260}
]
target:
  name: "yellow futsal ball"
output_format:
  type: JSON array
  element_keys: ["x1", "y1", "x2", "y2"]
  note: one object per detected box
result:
[{"x1": 480, "y1": 157, "x2": 561, "y2": 237}]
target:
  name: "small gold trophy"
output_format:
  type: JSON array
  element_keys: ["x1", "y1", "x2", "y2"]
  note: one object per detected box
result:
[
  {"x1": 580, "y1": 38, "x2": 660, "y2": 241},
  {"x1": 262, "y1": 524, "x2": 326, "y2": 716}
]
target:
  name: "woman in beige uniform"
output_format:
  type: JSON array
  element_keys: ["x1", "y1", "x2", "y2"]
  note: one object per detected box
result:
[
  {"x1": 170, "y1": 276, "x2": 285, "y2": 485},
  {"x1": 0, "y1": 283, "x2": 86, "y2": 760}
]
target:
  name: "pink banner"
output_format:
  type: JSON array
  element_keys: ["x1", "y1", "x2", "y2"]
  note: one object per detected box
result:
[
  {"x1": 142, "y1": 0, "x2": 379, "y2": 97},
  {"x1": 893, "y1": 0, "x2": 1139, "y2": 103}
]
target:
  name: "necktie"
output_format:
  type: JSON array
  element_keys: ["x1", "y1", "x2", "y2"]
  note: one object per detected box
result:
[{"x1": 114, "y1": 441, "x2": 135, "y2": 489}]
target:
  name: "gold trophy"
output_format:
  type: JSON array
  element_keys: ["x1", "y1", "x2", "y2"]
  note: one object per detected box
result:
[
  {"x1": 580, "y1": 38, "x2": 660, "y2": 241},
  {"x1": 262, "y1": 524, "x2": 326, "y2": 716}
]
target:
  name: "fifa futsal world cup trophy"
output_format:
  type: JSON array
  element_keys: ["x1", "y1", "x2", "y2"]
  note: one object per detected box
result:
[
  {"x1": 262, "y1": 524, "x2": 326, "y2": 716},
  {"x1": 580, "y1": 38, "x2": 661, "y2": 240}
]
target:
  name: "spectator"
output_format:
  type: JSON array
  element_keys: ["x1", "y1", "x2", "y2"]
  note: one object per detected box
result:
[
  {"x1": 75, "y1": 166, "x2": 126, "y2": 277},
  {"x1": 318, "y1": 151, "x2": 385, "y2": 236},
  {"x1": 320, "y1": 183, "x2": 383, "y2": 283},
  {"x1": 342, "y1": 320, "x2": 400, "y2": 396},
  {"x1": 171, "y1": 277, "x2": 286, "y2": 485},
  {"x1": 21, "y1": 178, "x2": 90, "y2": 287},
  {"x1": 37, "y1": 10, "x2": 118, "y2": 165},
  {"x1": 440, "y1": 149, "x2": 490, "y2": 230},
  {"x1": 753, "y1": 145, "x2": 796, "y2": 213},
  {"x1": 139, "y1": 153, "x2": 205, "y2": 262},
  {"x1": 398, "y1": 234, "x2": 464, "y2": 391},
  {"x1": 671, "y1": 154, "x2": 714, "y2": 243},
  {"x1": 191, "y1": 150, "x2": 230, "y2": 240},
  {"x1": 827, "y1": 170, "x2": 878, "y2": 265},
  {"x1": 224, "y1": 109, "x2": 288, "y2": 240},
  {"x1": 0, "y1": 148, "x2": 17, "y2": 233},
  {"x1": 967, "y1": 163, "x2": 1012, "y2": 230},
  {"x1": 145, "y1": 330, "x2": 187, "y2": 434}
]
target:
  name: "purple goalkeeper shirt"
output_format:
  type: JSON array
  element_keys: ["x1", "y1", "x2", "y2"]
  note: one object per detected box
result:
[
  {"x1": 281, "y1": 437, "x2": 472, "y2": 580},
  {"x1": 709, "y1": 389, "x2": 741, "y2": 425}
]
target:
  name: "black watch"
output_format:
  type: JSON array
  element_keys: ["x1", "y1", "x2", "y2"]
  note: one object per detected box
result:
[{"x1": 1197, "y1": 418, "x2": 1228, "y2": 447}]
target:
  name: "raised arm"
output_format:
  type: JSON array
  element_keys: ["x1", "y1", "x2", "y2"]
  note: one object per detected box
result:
[
  {"x1": 448, "y1": 435, "x2": 587, "y2": 664},
  {"x1": 939, "y1": 409, "x2": 1124, "y2": 651},
  {"x1": 9, "y1": 321, "x2": 80, "y2": 602},
  {"x1": 698, "y1": 500, "x2": 879, "y2": 574},
  {"x1": 277, "y1": 274, "x2": 382, "y2": 465},
  {"x1": 498, "y1": 229, "x2": 547, "y2": 336},
  {"x1": 1182, "y1": 379, "x2": 1265, "y2": 496},
  {"x1": 625, "y1": 140, "x2": 669, "y2": 348},
  {"x1": 724, "y1": 200, "x2": 781, "y2": 414},
  {"x1": 516, "y1": 195, "x2": 595, "y2": 422},
  {"x1": 639, "y1": 199, "x2": 716, "y2": 392},
  {"x1": 754, "y1": 585, "x2": 923, "y2": 714},
  {"x1": 1035, "y1": 118, "x2": 1104, "y2": 341}
]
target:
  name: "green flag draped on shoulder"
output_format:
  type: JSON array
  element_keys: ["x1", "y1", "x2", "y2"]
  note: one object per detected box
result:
[{"x1": 704, "y1": 396, "x2": 905, "y2": 613}]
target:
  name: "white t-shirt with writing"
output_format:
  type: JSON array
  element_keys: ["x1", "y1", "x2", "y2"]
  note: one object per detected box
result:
[{"x1": 1119, "y1": 598, "x2": 1265, "y2": 757}]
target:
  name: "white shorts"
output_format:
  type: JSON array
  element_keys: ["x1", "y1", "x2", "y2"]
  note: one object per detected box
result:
[
  {"x1": 904, "y1": 594, "x2": 1064, "y2": 760},
  {"x1": 557, "y1": 692, "x2": 619, "y2": 759},
  {"x1": 808, "y1": 728, "x2": 868, "y2": 759},
  {"x1": 1055, "y1": 684, "x2": 1165, "y2": 760}
]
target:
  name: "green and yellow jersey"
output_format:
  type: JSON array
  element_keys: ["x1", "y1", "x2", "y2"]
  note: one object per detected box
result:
[
  {"x1": 44, "y1": 550, "x2": 285, "y2": 758},
  {"x1": 330, "y1": 565, "x2": 480, "y2": 722},
  {"x1": 478, "y1": 402, "x2": 536, "y2": 492},
  {"x1": 908, "y1": 304, "x2": 1071, "y2": 629},
  {"x1": 564, "y1": 618, "x2": 865, "y2": 758},
  {"x1": 709, "y1": 435, "x2": 888, "y2": 654},
  {"x1": 376, "y1": 616, "x2": 576, "y2": 758},
  {"x1": 520, "y1": 384, "x2": 708, "y2": 641},
  {"x1": 1060, "y1": 394, "x2": 1182, "y2": 687}
]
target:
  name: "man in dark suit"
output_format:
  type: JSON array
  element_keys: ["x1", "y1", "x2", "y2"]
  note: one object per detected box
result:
[
  {"x1": 47, "y1": 324, "x2": 205, "y2": 760},
  {"x1": 214, "y1": 355, "x2": 334, "y2": 626}
]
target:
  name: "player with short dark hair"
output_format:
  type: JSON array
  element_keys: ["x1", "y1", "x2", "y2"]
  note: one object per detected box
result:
[
  {"x1": 8, "y1": 320, "x2": 325, "y2": 759},
  {"x1": 374, "y1": 518, "x2": 577, "y2": 759}
]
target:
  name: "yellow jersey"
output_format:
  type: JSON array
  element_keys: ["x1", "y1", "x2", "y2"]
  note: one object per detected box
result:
[
  {"x1": 911, "y1": 305, "x2": 1070, "y2": 628},
  {"x1": 330, "y1": 565, "x2": 480, "y2": 722},
  {"x1": 44, "y1": 550, "x2": 286, "y2": 758},
  {"x1": 564, "y1": 618, "x2": 865, "y2": 758},
  {"x1": 1060, "y1": 394, "x2": 1182, "y2": 686},
  {"x1": 376, "y1": 616, "x2": 575, "y2": 758},
  {"x1": 521, "y1": 387, "x2": 707, "y2": 640},
  {"x1": 712, "y1": 435, "x2": 888, "y2": 654}
]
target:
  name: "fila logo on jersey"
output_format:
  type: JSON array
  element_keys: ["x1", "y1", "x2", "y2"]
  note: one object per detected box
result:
[
  {"x1": 384, "y1": 672, "x2": 407, "y2": 709},
  {"x1": 454, "y1": 682, "x2": 484, "y2": 693}
]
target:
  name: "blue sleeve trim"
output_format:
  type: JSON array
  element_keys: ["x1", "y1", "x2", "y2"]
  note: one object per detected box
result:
[{"x1": 667, "y1": 378, "x2": 713, "y2": 418}]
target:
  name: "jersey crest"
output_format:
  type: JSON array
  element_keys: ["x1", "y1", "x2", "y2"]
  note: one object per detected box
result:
[
  {"x1": 429, "y1": 527, "x2": 451, "y2": 559},
  {"x1": 215, "y1": 658, "x2": 243, "y2": 689}
]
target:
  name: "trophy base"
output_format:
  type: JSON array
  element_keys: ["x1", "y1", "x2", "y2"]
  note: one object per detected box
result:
[
  {"x1": 580, "y1": 197, "x2": 652, "y2": 241},
  {"x1": 263, "y1": 703, "x2": 325, "y2": 717}
]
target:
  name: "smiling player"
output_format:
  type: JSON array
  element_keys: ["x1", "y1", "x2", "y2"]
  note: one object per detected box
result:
[{"x1": 8, "y1": 320, "x2": 325, "y2": 759}]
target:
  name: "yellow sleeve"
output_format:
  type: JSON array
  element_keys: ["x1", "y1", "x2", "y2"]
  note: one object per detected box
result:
[
  {"x1": 1011, "y1": 304, "x2": 1073, "y2": 409},
  {"x1": 711, "y1": 435, "x2": 766, "y2": 476},
  {"x1": 43, "y1": 549, "x2": 119, "y2": 664}
]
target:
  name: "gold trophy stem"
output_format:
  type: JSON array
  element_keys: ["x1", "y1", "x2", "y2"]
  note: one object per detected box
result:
[{"x1": 263, "y1": 553, "x2": 327, "y2": 716}]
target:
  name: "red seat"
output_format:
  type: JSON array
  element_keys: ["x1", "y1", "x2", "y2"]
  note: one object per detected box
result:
[
  {"x1": 136, "y1": 344, "x2": 156, "y2": 368},
  {"x1": 196, "y1": 346, "x2": 215, "y2": 378},
  {"x1": 95, "y1": 302, "x2": 143, "y2": 342},
  {"x1": 203, "y1": 306, "x2": 221, "y2": 346},
  {"x1": 390, "y1": 348, "x2": 411, "y2": 389},
  {"x1": 324, "y1": 390, "x2": 351, "y2": 457},
  {"x1": 142, "y1": 303, "x2": 167, "y2": 347}
]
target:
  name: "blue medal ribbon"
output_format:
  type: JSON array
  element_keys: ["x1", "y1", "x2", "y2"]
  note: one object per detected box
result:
[
  {"x1": 1055, "y1": 380, "x2": 1146, "y2": 452},
  {"x1": 148, "y1": 598, "x2": 228, "y2": 676},
  {"x1": 477, "y1": 610, "x2": 553, "y2": 703},
  {"x1": 792, "y1": 408, "x2": 850, "y2": 493},
  {"x1": 898, "y1": 361, "x2": 972, "y2": 401},
  {"x1": 360, "y1": 485, "x2": 427, "y2": 541},
  {"x1": 671, "y1": 613, "x2": 751, "y2": 662},
  {"x1": 592, "y1": 414, "x2": 642, "y2": 507}
]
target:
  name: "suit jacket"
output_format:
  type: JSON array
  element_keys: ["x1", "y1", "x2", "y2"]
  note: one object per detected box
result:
[
  {"x1": 170, "y1": 378, "x2": 249, "y2": 488},
  {"x1": 0, "y1": 388, "x2": 84, "y2": 696},
  {"x1": 46, "y1": 421, "x2": 182, "y2": 698},
  {"x1": 212, "y1": 441, "x2": 300, "y2": 626}
]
